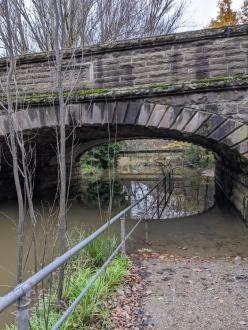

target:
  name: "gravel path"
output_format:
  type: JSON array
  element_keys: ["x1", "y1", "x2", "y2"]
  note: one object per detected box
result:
[{"x1": 141, "y1": 256, "x2": 248, "y2": 330}]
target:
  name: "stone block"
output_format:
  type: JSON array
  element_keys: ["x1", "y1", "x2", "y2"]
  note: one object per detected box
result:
[
  {"x1": 38, "y1": 106, "x2": 60, "y2": 127},
  {"x1": 68, "y1": 104, "x2": 81, "y2": 124},
  {"x1": 136, "y1": 103, "x2": 154, "y2": 126},
  {"x1": 209, "y1": 119, "x2": 242, "y2": 141},
  {"x1": 113, "y1": 101, "x2": 129, "y2": 124},
  {"x1": 184, "y1": 111, "x2": 211, "y2": 133},
  {"x1": 159, "y1": 106, "x2": 182, "y2": 129},
  {"x1": 120, "y1": 75, "x2": 136, "y2": 82},
  {"x1": 171, "y1": 108, "x2": 195, "y2": 131},
  {"x1": 222, "y1": 125, "x2": 248, "y2": 147},
  {"x1": 233, "y1": 140, "x2": 248, "y2": 154},
  {"x1": 92, "y1": 103, "x2": 105, "y2": 124},
  {"x1": 102, "y1": 102, "x2": 116, "y2": 124},
  {"x1": 124, "y1": 102, "x2": 142, "y2": 125},
  {"x1": 81, "y1": 103, "x2": 92, "y2": 125},
  {"x1": 147, "y1": 104, "x2": 167, "y2": 127},
  {"x1": 149, "y1": 70, "x2": 174, "y2": 78},
  {"x1": 196, "y1": 114, "x2": 225, "y2": 136}
]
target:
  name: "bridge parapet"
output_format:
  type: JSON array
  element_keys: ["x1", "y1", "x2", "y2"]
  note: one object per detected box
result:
[{"x1": 0, "y1": 25, "x2": 247, "y2": 97}]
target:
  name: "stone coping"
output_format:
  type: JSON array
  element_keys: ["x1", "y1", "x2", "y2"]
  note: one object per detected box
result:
[{"x1": 0, "y1": 24, "x2": 247, "y2": 66}]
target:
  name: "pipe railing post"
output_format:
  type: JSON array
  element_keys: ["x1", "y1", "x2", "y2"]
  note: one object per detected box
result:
[
  {"x1": 144, "y1": 194, "x2": 149, "y2": 243},
  {"x1": 156, "y1": 183, "x2": 160, "y2": 219},
  {"x1": 169, "y1": 172, "x2": 172, "y2": 194},
  {"x1": 145, "y1": 219, "x2": 149, "y2": 244},
  {"x1": 17, "y1": 291, "x2": 30, "y2": 330},
  {"x1": 164, "y1": 176, "x2": 167, "y2": 207},
  {"x1": 120, "y1": 214, "x2": 126, "y2": 256},
  {"x1": 145, "y1": 195, "x2": 148, "y2": 218}
]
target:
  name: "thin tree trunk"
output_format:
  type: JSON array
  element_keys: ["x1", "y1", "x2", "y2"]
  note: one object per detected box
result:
[
  {"x1": 53, "y1": 0, "x2": 67, "y2": 307},
  {"x1": 3, "y1": 1, "x2": 27, "y2": 328}
]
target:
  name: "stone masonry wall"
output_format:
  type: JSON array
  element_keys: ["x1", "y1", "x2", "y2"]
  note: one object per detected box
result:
[
  {"x1": 215, "y1": 158, "x2": 248, "y2": 223},
  {"x1": 0, "y1": 144, "x2": 82, "y2": 201},
  {"x1": 0, "y1": 25, "x2": 247, "y2": 96},
  {"x1": 35, "y1": 161, "x2": 81, "y2": 199}
]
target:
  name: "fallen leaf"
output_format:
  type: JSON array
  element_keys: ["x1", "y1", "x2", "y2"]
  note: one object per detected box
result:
[
  {"x1": 238, "y1": 321, "x2": 246, "y2": 325},
  {"x1": 146, "y1": 290, "x2": 152, "y2": 295},
  {"x1": 72, "y1": 323, "x2": 79, "y2": 328}
]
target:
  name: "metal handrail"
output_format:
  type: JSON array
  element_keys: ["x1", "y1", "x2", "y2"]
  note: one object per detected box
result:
[{"x1": 0, "y1": 172, "x2": 173, "y2": 329}]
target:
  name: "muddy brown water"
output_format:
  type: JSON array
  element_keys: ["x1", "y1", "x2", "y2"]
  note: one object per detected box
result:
[{"x1": 0, "y1": 168, "x2": 248, "y2": 327}]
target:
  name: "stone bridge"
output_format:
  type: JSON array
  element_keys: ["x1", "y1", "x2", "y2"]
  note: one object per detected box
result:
[{"x1": 0, "y1": 25, "x2": 247, "y2": 222}]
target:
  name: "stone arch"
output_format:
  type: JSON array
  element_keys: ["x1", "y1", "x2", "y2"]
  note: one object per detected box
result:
[
  {"x1": 0, "y1": 99, "x2": 246, "y2": 221},
  {"x1": 63, "y1": 100, "x2": 248, "y2": 173}
]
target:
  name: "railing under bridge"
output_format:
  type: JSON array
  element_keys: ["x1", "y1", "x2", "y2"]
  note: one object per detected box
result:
[{"x1": 0, "y1": 171, "x2": 174, "y2": 330}]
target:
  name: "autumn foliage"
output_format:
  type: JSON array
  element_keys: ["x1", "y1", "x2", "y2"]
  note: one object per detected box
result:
[
  {"x1": 209, "y1": 0, "x2": 248, "y2": 28},
  {"x1": 241, "y1": 0, "x2": 248, "y2": 23},
  {"x1": 210, "y1": 0, "x2": 238, "y2": 28}
]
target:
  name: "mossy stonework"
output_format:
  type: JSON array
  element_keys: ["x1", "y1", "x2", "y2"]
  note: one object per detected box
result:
[{"x1": 0, "y1": 25, "x2": 247, "y2": 221}]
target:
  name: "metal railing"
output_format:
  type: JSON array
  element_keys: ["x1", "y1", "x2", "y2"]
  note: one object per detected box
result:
[{"x1": 0, "y1": 171, "x2": 174, "y2": 330}]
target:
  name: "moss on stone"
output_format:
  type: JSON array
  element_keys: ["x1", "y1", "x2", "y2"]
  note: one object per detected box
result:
[
  {"x1": 3, "y1": 74, "x2": 248, "y2": 105},
  {"x1": 149, "y1": 74, "x2": 248, "y2": 91},
  {"x1": 64, "y1": 88, "x2": 110, "y2": 97},
  {"x1": 16, "y1": 88, "x2": 111, "y2": 103},
  {"x1": 149, "y1": 82, "x2": 174, "y2": 90}
]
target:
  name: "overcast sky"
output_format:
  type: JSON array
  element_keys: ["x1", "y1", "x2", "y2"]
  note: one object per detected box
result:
[{"x1": 182, "y1": 0, "x2": 244, "y2": 30}]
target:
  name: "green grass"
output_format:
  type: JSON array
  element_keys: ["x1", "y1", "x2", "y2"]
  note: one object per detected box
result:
[{"x1": 6, "y1": 232, "x2": 130, "y2": 330}]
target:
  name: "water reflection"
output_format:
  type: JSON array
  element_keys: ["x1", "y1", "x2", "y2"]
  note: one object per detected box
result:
[
  {"x1": 81, "y1": 180, "x2": 128, "y2": 209},
  {"x1": 80, "y1": 168, "x2": 215, "y2": 220}
]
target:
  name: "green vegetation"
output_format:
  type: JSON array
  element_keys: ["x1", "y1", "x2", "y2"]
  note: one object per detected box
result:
[
  {"x1": 6, "y1": 233, "x2": 129, "y2": 330},
  {"x1": 162, "y1": 141, "x2": 214, "y2": 169},
  {"x1": 80, "y1": 143, "x2": 127, "y2": 209},
  {"x1": 161, "y1": 140, "x2": 187, "y2": 150},
  {"x1": 149, "y1": 82, "x2": 174, "y2": 90},
  {"x1": 186, "y1": 144, "x2": 214, "y2": 168},
  {"x1": 81, "y1": 180, "x2": 127, "y2": 208},
  {"x1": 64, "y1": 88, "x2": 110, "y2": 97},
  {"x1": 80, "y1": 143, "x2": 122, "y2": 176}
]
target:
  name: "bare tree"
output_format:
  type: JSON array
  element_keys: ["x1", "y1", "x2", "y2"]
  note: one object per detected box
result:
[
  {"x1": 52, "y1": 0, "x2": 68, "y2": 307},
  {"x1": 142, "y1": 0, "x2": 186, "y2": 37},
  {"x1": 9, "y1": 0, "x2": 96, "y2": 51},
  {"x1": 5, "y1": 0, "x2": 186, "y2": 54},
  {"x1": 0, "y1": 1, "x2": 29, "y2": 328}
]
